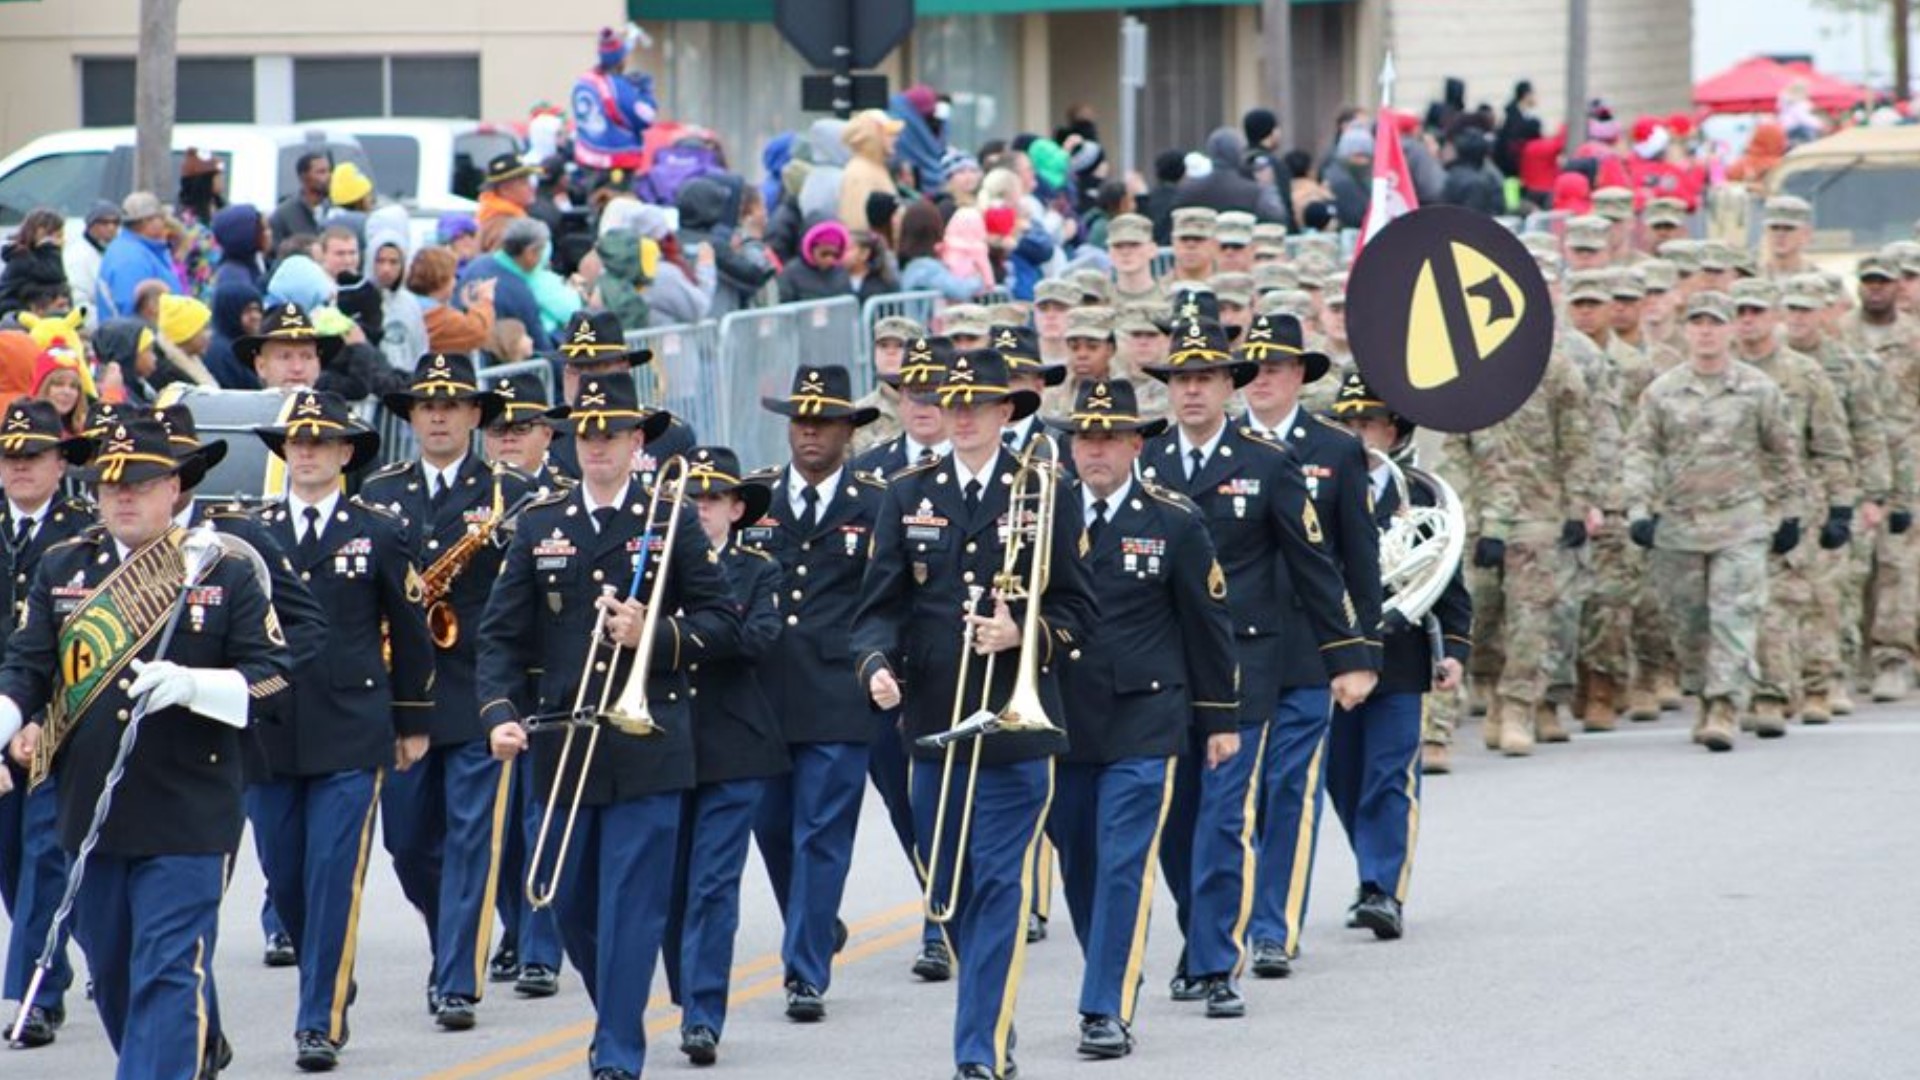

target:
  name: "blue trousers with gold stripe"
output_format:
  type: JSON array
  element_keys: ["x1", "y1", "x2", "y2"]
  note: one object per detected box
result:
[
  {"x1": 497, "y1": 755, "x2": 564, "y2": 971},
  {"x1": 247, "y1": 769, "x2": 383, "y2": 1041},
  {"x1": 381, "y1": 739, "x2": 510, "y2": 1000},
  {"x1": 1050, "y1": 757, "x2": 1173, "y2": 1023},
  {"x1": 1, "y1": 769, "x2": 73, "y2": 1012},
  {"x1": 553, "y1": 793, "x2": 680, "y2": 1078},
  {"x1": 1161, "y1": 717, "x2": 1268, "y2": 979},
  {"x1": 868, "y1": 710, "x2": 945, "y2": 950},
  {"x1": 665, "y1": 778, "x2": 765, "y2": 1036},
  {"x1": 74, "y1": 852, "x2": 223, "y2": 1080},
  {"x1": 755, "y1": 742, "x2": 868, "y2": 989},
  {"x1": 912, "y1": 756, "x2": 1052, "y2": 1076},
  {"x1": 1324, "y1": 692, "x2": 1423, "y2": 900},
  {"x1": 1248, "y1": 687, "x2": 1333, "y2": 954}
]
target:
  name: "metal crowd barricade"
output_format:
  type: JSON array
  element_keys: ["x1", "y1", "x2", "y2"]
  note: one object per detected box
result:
[
  {"x1": 715, "y1": 296, "x2": 861, "y2": 468},
  {"x1": 974, "y1": 288, "x2": 1014, "y2": 307},
  {"x1": 857, "y1": 290, "x2": 940, "y2": 361},
  {"x1": 625, "y1": 322, "x2": 724, "y2": 446},
  {"x1": 1151, "y1": 246, "x2": 1176, "y2": 278}
]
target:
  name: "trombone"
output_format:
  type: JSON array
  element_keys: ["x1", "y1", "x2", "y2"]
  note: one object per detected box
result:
[
  {"x1": 522, "y1": 455, "x2": 687, "y2": 909},
  {"x1": 915, "y1": 434, "x2": 1064, "y2": 923}
]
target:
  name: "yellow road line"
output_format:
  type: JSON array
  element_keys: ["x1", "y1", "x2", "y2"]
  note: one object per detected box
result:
[{"x1": 415, "y1": 900, "x2": 925, "y2": 1080}]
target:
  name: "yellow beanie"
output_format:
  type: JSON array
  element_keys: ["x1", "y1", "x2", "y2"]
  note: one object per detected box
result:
[
  {"x1": 158, "y1": 294, "x2": 212, "y2": 345},
  {"x1": 330, "y1": 162, "x2": 374, "y2": 207}
]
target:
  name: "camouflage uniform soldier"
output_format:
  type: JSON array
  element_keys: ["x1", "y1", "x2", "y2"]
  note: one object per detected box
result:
[
  {"x1": 1636, "y1": 260, "x2": 1687, "y2": 375},
  {"x1": 1608, "y1": 268, "x2": 1684, "y2": 714},
  {"x1": 852, "y1": 316, "x2": 925, "y2": 453},
  {"x1": 1783, "y1": 275, "x2": 1891, "y2": 721},
  {"x1": 1302, "y1": 277, "x2": 1352, "y2": 418},
  {"x1": 1625, "y1": 292, "x2": 1808, "y2": 752},
  {"x1": 1589, "y1": 186, "x2": 1642, "y2": 265},
  {"x1": 1728, "y1": 278, "x2": 1856, "y2": 734},
  {"x1": 1643, "y1": 197, "x2": 1689, "y2": 256},
  {"x1": 1761, "y1": 196, "x2": 1817, "y2": 280}
]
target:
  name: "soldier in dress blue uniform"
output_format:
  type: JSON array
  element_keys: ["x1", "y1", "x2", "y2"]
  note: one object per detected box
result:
[
  {"x1": 742, "y1": 365, "x2": 888, "y2": 1020},
  {"x1": 852, "y1": 349, "x2": 1098, "y2": 1080},
  {"x1": 1234, "y1": 312, "x2": 1383, "y2": 977},
  {"x1": 992, "y1": 325, "x2": 1065, "y2": 458},
  {"x1": 1137, "y1": 318, "x2": 1377, "y2": 1018},
  {"x1": 0, "y1": 417, "x2": 291, "y2": 1080},
  {"x1": 1042, "y1": 380, "x2": 1239, "y2": 1058},
  {"x1": 0, "y1": 400, "x2": 93, "y2": 1049},
  {"x1": 845, "y1": 339, "x2": 958, "y2": 980},
  {"x1": 247, "y1": 391, "x2": 438, "y2": 1071},
  {"x1": 477, "y1": 372, "x2": 572, "y2": 994},
  {"x1": 1322, "y1": 372, "x2": 1470, "y2": 941},
  {"x1": 361, "y1": 353, "x2": 531, "y2": 1031},
  {"x1": 479, "y1": 376, "x2": 740, "y2": 1080},
  {"x1": 542, "y1": 311, "x2": 696, "y2": 484},
  {"x1": 664, "y1": 446, "x2": 787, "y2": 1066}
]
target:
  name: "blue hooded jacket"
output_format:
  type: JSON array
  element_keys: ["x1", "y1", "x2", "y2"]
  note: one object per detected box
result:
[
  {"x1": 888, "y1": 93, "x2": 946, "y2": 195},
  {"x1": 204, "y1": 279, "x2": 262, "y2": 390},
  {"x1": 211, "y1": 204, "x2": 265, "y2": 292}
]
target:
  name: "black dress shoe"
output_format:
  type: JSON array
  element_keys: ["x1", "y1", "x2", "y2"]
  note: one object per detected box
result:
[
  {"x1": 912, "y1": 941, "x2": 953, "y2": 982},
  {"x1": 953, "y1": 1066, "x2": 997, "y2": 1080},
  {"x1": 784, "y1": 981, "x2": 825, "y2": 1022},
  {"x1": 1250, "y1": 939, "x2": 1292, "y2": 978},
  {"x1": 515, "y1": 963, "x2": 559, "y2": 998},
  {"x1": 200, "y1": 1034, "x2": 233, "y2": 1080},
  {"x1": 489, "y1": 941, "x2": 521, "y2": 983},
  {"x1": 591, "y1": 1069, "x2": 638, "y2": 1080},
  {"x1": 1204, "y1": 977, "x2": 1246, "y2": 1019},
  {"x1": 1168, "y1": 970, "x2": 1206, "y2": 1002},
  {"x1": 1077, "y1": 1014, "x2": 1132, "y2": 1058},
  {"x1": 264, "y1": 932, "x2": 298, "y2": 968},
  {"x1": 425, "y1": 985, "x2": 443, "y2": 1016},
  {"x1": 1025, "y1": 913, "x2": 1047, "y2": 943},
  {"x1": 680, "y1": 1025, "x2": 718, "y2": 1066},
  {"x1": 834, "y1": 917, "x2": 849, "y2": 953},
  {"x1": 9, "y1": 1004, "x2": 58, "y2": 1048},
  {"x1": 294, "y1": 1030, "x2": 338, "y2": 1072},
  {"x1": 1353, "y1": 890, "x2": 1404, "y2": 941},
  {"x1": 1346, "y1": 894, "x2": 1364, "y2": 929},
  {"x1": 435, "y1": 995, "x2": 477, "y2": 1031}
]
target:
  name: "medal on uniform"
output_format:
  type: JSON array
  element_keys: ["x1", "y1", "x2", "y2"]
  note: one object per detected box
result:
[
  {"x1": 189, "y1": 603, "x2": 205, "y2": 633},
  {"x1": 913, "y1": 561, "x2": 929, "y2": 584},
  {"x1": 1234, "y1": 495, "x2": 1247, "y2": 518},
  {"x1": 547, "y1": 591, "x2": 563, "y2": 614},
  {"x1": 1124, "y1": 552, "x2": 1137, "y2": 573},
  {"x1": 335, "y1": 555, "x2": 347, "y2": 576},
  {"x1": 354, "y1": 555, "x2": 367, "y2": 575},
  {"x1": 1149, "y1": 555, "x2": 1161, "y2": 575}
]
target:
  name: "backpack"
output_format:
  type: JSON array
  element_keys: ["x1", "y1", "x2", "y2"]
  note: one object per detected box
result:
[{"x1": 637, "y1": 138, "x2": 727, "y2": 207}]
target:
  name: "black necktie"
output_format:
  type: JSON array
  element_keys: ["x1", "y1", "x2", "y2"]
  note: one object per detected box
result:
[
  {"x1": 1087, "y1": 498, "x2": 1109, "y2": 546},
  {"x1": 11, "y1": 517, "x2": 32, "y2": 552},
  {"x1": 430, "y1": 472, "x2": 450, "y2": 512},
  {"x1": 1187, "y1": 447, "x2": 1206, "y2": 480},
  {"x1": 296, "y1": 507, "x2": 323, "y2": 563},
  {"x1": 964, "y1": 478, "x2": 983, "y2": 514},
  {"x1": 798, "y1": 484, "x2": 820, "y2": 535},
  {"x1": 916, "y1": 446, "x2": 935, "y2": 466},
  {"x1": 591, "y1": 506, "x2": 617, "y2": 534},
  {"x1": 1001, "y1": 429, "x2": 1018, "y2": 447}
]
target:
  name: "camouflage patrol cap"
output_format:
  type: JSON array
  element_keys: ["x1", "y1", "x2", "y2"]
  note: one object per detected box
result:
[
  {"x1": 1610, "y1": 268, "x2": 1646, "y2": 300},
  {"x1": 1172, "y1": 207, "x2": 1219, "y2": 239},
  {"x1": 1640, "y1": 259, "x2": 1678, "y2": 291},
  {"x1": 1210, "y1": 272, "x2": 1256, "y2": 308},
  {"x1": 1566, "y1": 269, "x2": 1614, "y2": 304},
  {"x1": 1695, "y1": 241, "x2": 1737, "y2": 272},
  {"x1": 1295, "y1": 232, "x2": 1339, "y2": 261},
  {"x1": 1107, "y1": 213, "x2": 1153, "y2": 246},
  {"x1": 1644, "y1": 196, "x2": 1688, "y2": 229},
  {"x1": 1730, "y1": 246, "x2": 1759, "y2": 278},
  {"x1": 1252, "y1": 222, "x2": 1288, "y2": 252},
  {"x1": 1253, "y1": 263, "x2": 1300, "y2": 292},
  {"x1": 1114, "y1": 303, "x2": 1165, "y2": 335},
  {"x1": 1064, "y1": 305, "x2": 1116, "y2": 341},
  {"x1": 1070, "y1": 268, "x2": 1116, "y2": 305},
  {"x1": 1034, "y1": 279, "x2": 1081, "y2": 308},
  {"x1": 1884, "y1": 240, "x2": 1920, "y2": 275},
  {"x1": 1762, "y1": 194, "x2": 1813, "y2": 229},
  {"x1": 1730, "y1": 278, "x2": 1779, "y2": 309},
  {"x1": 1520, "y1": 231, "x2": 1561, "y2": 256},
  {"x1": 1819, "y1": 269, "x2": 1848, "y2": 295},
  {"x1": 1293, "y1": 250, "x2": 1337, "y2": 280},
  {"x1": 1532, "y1": 249, "x2": 1564, "y2": 278},
  {"x1": 1565, "y1": 215, "x2": 1612, "y2": 252},
  {"x1": 1658, "y1": 238, "x2": 1702, "y2": 274},
  {"x1": 1781, "y1": 274, "x2": 1827, "y2": 310},
  {"x1": 1256, "y1": 289, "x2": 1314, "y2": 320},
  {"x1": 942, "y1": 303, "x2": 992, "y2": 338},
  {"x1": 1323, "y1": 275, "x2": 1348, "y2": 307},
  {"x1": 1215, "y1": 211, "x2": 1257, "y2": 247},
  {"x1": 1591, "y1": 186, "x2": 1636, "y2": 222},
  {"x1": 874, "y1": 315, "x2": 925, "y2": 344},
  {"x1": 987, "y1": 302, "x2": 1027, "y2": 326},
  {"x1": 1856, "y1": 253, "x2": 1898, "y2": 281},
  {"x1": 1685, "y1": 291, "x2": 1734, "y2": 323}
]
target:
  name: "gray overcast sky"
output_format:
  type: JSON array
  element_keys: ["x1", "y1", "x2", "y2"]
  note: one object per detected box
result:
[{"x1": 1693, "y1": 0, "x2": 1908, "y2": 86}]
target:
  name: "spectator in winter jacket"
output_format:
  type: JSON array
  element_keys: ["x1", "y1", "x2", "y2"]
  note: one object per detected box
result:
[
  {"x1": 204, "y1": 279, "x2": 262, "y2": 389},
  {"x1": 570, "y1": 26, "x2": 656, "y2": 173},
  {"x1": 1496, "y1": 81, "x2": 1543, "y2": 179},
  {"x1": 847, "y1": 229, "x2": 899, "y2": 303},
  {"x1": 1140, "y1": 150, "x2": 1187, "y2": 246},
  {"x1": 939, "y1": 208, "x2": 995, "y2": 293},
  {"x1": 366, "y1": 208, "x2": 428, "y2": 370},
  {"x1": 1174, "y1": 127, "x2": 1289, "y2": 225},
  {"x1": 1440, "y1": 130, "x2": 1508, "y2": 216},
  {"x1": 0, "y1": 209, "x2": 69, "y2": 318},
  {"x1": 266, "y1": 252, "x2": 336, "y2": 313},
  {"x1": 210, "y1": 204, "x2": 267, "y2": 293},
  {"x1": 839, "y1": 109, "x2": 904, "y2": 231},
  {"x1": 592, "y1": 197, "x2": 656, "y2": 334},
  {"x1": 1241, "y1": 107, "x2": 1298, "y2": 232},
  {"x1": 1518, "y1": 125, "x2": 1568, "y2": 208},
  {"x1": 270, "y1": 151, "x2": 331, "y2": 246},
  {"x1": 776, "y1": 220, "x2": 853, "y2": 302},
  {"x1": 155, "y1": 294, "x2": 220, "y2": 391},
  {"x1": 898, "y1": 200, "x2": 983, "y2": 300},
  {"x1": 31, "y1": 348, "x2": 94, "y2": 436},
  {"x1": 458, "y1": 218, "x2": 557, "y2": 351},
  {"x1": 409, "y1": 247, "x2": 497, "y2": 355},
  {"x1": 798, "y1": 119, "x2": 852, "y2": 225},
  {"x1": 890, "y1": 86, "x2": 949, "y2": 195},
  {"x1": 96, "y1": 192, "x2": 178, "y2": 319},
  {"x1": 62, "y1": 202, "x2": 120, "y2": 325},
  {"x1": 677, "y1": 175, "x2": 777, "y2": 316},
  {"x1": 766, "y1": 156, "x2": 811, "y2": 266},
  {"x1": 1324, "y1": 128, "x2": 1374, "y2": 230},
  {"x1": 640, "y1": 210, "x2": 715, "y2": 327}
]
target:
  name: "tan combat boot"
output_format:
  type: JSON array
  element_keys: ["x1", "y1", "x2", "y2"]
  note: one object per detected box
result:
[
  {"x1": 1655, "y1": 668, "x2": 1684, "y2": 711},
  {"x1": 1534, "y1": 702, "x2": 1570, "y2": 743},
  {"x1": 1700, "y1": 699, "x2": 1737, "y2": 752},
  {"x1": 1481, "y1": 686, "x2": 1504, "y2": 751},
  {"x1": 1870, "y1": 659, "x2": 1911, "y2": 703},
  {"x1": 1421, "y1": 742, "x2": 1452, "y2": 774},
  {"x1": 1469, "y1": 681, "x2": 1490, "y2": 717},
  {"x1": 1625, "y1": 672, "x2": 1661, "y2": 722},
  {"x1": 1830, "y1": 681, "x2": 1855, "y2": 715},
  {"x1": 1801, "y1": 691, "x2": 1832, "y2": 725},
  {"x1": 1749, "y1": 699, "x2": 1788, "y2": 739},
  {"x1": 1498, "y1": 703, "x2": 1535, "y2": 757},
  {"x1": 1583, "y1": 675, "x2": 1620, "y2": 733},
  {"x1": 1571, "y1": 667, "x2": 1591, "y2": 722}
]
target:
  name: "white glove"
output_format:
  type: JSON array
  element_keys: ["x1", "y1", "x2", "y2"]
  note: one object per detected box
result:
[
  {"x1": 128, "y1": 659, "x2": 250, "y2": 730},
  {"x1": 0, "y1": 695, "x2": 20, "y2": 751}
]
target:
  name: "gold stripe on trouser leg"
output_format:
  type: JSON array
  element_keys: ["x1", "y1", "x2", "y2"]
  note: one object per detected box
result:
[
  {"x1": 906, "y1": 758, "x2": 957, "y2": 958},
  {"x1": 330, "y1": 770, "x2": 386, "y2": 1042},
  {"x1": 1032, "y1": 837, "x2": 1054, "y2": 921},
  {"x1": 1118, "y1": 758, "x2": 1177, "y2": 1026},
  {"x1": 472, "y1": 759, "x2": 514, "y2": 996},
  {"x1": 1225, "y1": 721, "x2": 1272, "y2": 978},
  {"x1": 1280, "y1": 736, "x2": 1328, "y2": 955},
  {"x1": 992, "y1": 760, "x2": 1055, "y2": 1078},
  {"x1": 192, "y1": 936, "x2": 210, "y2": 1069},
  {"x1": 1394, "y1": 731, "x2": 1422, "y2": 903}
]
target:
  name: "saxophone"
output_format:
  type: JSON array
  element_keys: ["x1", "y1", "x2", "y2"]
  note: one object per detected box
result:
[{"x1": 419, "y1": 463, "x2": 529, "y2": 648}]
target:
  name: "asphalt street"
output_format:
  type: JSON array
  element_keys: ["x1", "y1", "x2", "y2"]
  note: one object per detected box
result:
[{"x1": 9, "y1": 705, "x2": 1918, "y2": 1080}]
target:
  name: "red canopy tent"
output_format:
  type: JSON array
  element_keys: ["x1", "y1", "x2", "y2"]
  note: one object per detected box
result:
[{"x1": 1693, "y1": 56, "x2": 1876, "y2": 115}]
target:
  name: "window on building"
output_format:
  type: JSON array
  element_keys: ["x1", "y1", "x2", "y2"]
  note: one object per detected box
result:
[
  {"x1": 392, "y1": 58, "x2": 482, "y2": 118},
  {"x1": 81, "y1": 58, "x2": 256, "y2": 127},
  {"x1": 293, "y1": 56, "x2": 481, "y2": 121}
]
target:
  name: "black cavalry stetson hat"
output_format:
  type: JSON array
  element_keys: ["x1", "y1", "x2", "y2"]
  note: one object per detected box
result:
[
  {"x1": 1329, "y1": 369, "x2": 1415, "y2": 444},
  {"x1": 253, "y1": 389, "x2": 383, "y2": 474},
  {"x1": 0, "y1": 399, "x2": 93, "y2": 464},
  {"x1": 1237, "y1": 312, "x2": 1331, "y2": 382},
  {"x1": 934, "y1": 349, "x2": 1041, "y2": 421},
  {"x1": 1142, "y1": 318, "x2": 1257, "y2": 388},
  {"x1": 82, "y1": 417, "x2": 200, "y2": 487},
  {"x1": 988, "y1": 324, "x2": 1067, "y2": 387},
  {"x1": 549, "y1": 310, "x2": 653, "y2": 368},
  {"x1": 381, "y1": 353, "x2": 506, "y2": 427},
  {"x1": 883, "y1": 335, "x2": 953, "y2": 393},
  {"x1": 1042, "y1": 378, "x2": 1168, "y2": 438},
  {"x1": 153, "y1": 403, "x2": 231, "y2": 486},
  {"x1": 490, "y1": 373, "x2": 571, "y2": 427},
  {"x1": 683, "y1": 445, "x2": 774, "y2": 527},
  {"x1": 560, "y1": 375, "x2": 673, "y2": 440},
  {"x1": 761, "y1": 365, "x2": 880, "y2": 426},
  {"x1": 233, "y1": 301, "x2": 344, "y2": 366}
]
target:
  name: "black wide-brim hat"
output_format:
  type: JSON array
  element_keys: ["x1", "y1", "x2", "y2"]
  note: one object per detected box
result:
[
  {"x1": 1329, "y1": 370, "x2": 1415, "y2": 443},
  {"x1": 1237, "y1": 313, "x2": 1331, "y2": 382},
  {"x1": 882, "y1": 336, "x2": 954, "y2": 392},
  {"x1": 934, "y1": 349, "x2": 1041, "y2": 421},
  {"x1": 761, "y1": 364, "x2": 881, "y2": 427},
  {"x1": 1041, "y1": 379, "x2": 1168, "y2": 439},
  {"x1": 381, "y1": 353, "x2": 505, "y2": 427},
  {"x1": 154, "y1": 403, "x2": 228, "y2": 488},
  {"x1": 559, "y1": 375, "x2": 673, "y2": 441},
  {"x1": 1143, "y1": 318, "x2": 1258, "y2": 389},
  {"x1": 548, "y1": 310, "x2": 653, "y2": 368},
  {"x1": 491, "y1": 373, "x2": 572, "y2": 427},
  {"x1": 253, "y1": 390, "x2": 383, "y2": 474},
  {"x1": 988, "y1": 324, "x2": 1068, "y2": 388},
  {"x1": 483, "y1": 152, "x2": 541, "y2": 187},
  {"x1": 0, "y1": 399, "x2": 95, "y2": 464},
  {"x1": 82, "y1": 418, "x2": 201, "y2": 487},
  {"x1": 684, "y1": 446, "x2": 774, "y2": 527},
  {"x1": 234, "y1": 301, "x2": 344, "y2": 367}
]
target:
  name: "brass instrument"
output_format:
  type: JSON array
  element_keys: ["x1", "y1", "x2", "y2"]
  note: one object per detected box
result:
[
  {"x1": 914, "y1": 434, "x2": 1064, "y2": 923},
  {"x1": 418, "y1": 463, "x2": 532, "y2": 648},
  {"x1": 1371, "y1": 448, "x2": 1466, "y2": 626},
  {"x1": 523, "y1": 456, "x2": 685, "y2": 909}
]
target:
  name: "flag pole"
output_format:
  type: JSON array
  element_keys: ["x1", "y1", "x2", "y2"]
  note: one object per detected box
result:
[{"x1": 1379, "y1": 50, "x2": 1397, "y2": 112}]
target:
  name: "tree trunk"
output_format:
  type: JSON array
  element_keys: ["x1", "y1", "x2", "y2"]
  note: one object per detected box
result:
[
  {"x1": 1260, "y1": 0, "x2": 1294, "y2": 150},
  {"x1": 1895, "y1": 0, "x2": 1913, "y2": 103},
  {"x1": 134, "y1": 0, "x2": 181, "y2": 197}
]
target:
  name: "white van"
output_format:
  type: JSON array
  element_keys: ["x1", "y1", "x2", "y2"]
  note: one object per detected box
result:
[{"x1": 302, "y1": 117, "x2": 523, "y2": 210}]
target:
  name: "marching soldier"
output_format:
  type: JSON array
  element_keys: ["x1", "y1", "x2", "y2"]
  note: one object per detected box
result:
[
  {"x1": 480, "y1": 375, "x2": 740, "y2": 1080},
  {"x1": 1107, "y1": 214, "x2": 1161, "y2": 308},
  {"x1": 247, "y1": 391, "x2": 437, "y2": 1070},
  {"x1": 993, "y1": 325, "x2": 1065, "y2": 455},
  {"x1": 485, "y1": 374, "x2": 577, "y2": 495},
  {"x1": 852, "y1": 316, "x2": 923, "y2": 454},
  {"x1": 1033, "y1": 280, "x2": 1079, "y2": 366},
  {"x1": 1324, "y1": 373, "x2": 1472, "y2": 940},
  {"x1": 1625, "y1": 293, "x2": 1807, "y2": 751},
  {"x1": 1137, "y1": 318, "x2": 1376, "y2": 1017},
  {"x1": 1762, "y1": 196, "x2": 1817, "y2": 279},
  {"x1": 854, "y1": 337, "x2": 955, "y2": 478},
  {"x1": 363, "y1": 353, "x2": 532, "y2": 1030},
  {"x1": 743, "y1": 366, "x2": 890, "y2": 1020},
  {"x1": 942, "y1": 305, "x2": 991, "y2": 351},
  {"x1": 851, "y1": 348, "x2": 1097, "y2": 1080},
  {"x1": 0, "y1": 401, "x2": 93, "y2": 1049},
  {"x1": 1231, "y1": 312, "x2": 1382, "y2": 976},
  {"x1": 544, "y1": 311, "x2": 697, "y2": 484},
  {"x1": 665, "y1": 446, "x2": 787, "y2": 1066},
  {"x1": 1166, "y1": 209, "x2": 1220, "y2": 288},
  {"x1": 0, "y1": 417, "x2": 291, "y2": 1080},
  {"x1": 1044, "y1": 379, "x2": 1237, "y2": 1058}
]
